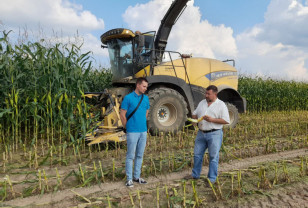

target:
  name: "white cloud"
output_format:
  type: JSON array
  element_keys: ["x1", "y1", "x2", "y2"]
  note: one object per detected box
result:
[
  {"x1": 236, "y1": 0, "x2": 308, "y2": 81},
  {"x1": 256, "y1": 0, "x2": 308, "y2": 47},
  {"x1": 0, "y1": 0, "x2": 104, "y2": 32},
  {"x1": 236, "y1": 29, "x2": 308, "y2": 80},
  {"x1": 123, "y1": 0, "x2": 166, "y2": 31},
  {"x1": 82, "y1": 33, "x2": 110, "y2": 67}
]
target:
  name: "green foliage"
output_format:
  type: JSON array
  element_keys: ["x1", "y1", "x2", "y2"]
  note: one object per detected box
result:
[
  {"x1": 0, "y1": 30, "x2": 96, "y2": 146},
  {"x1": 85, "y1": 68, "x2": 112, "y2": 92},
  {"x1": 238, "y1": 76, "x2": 308, "y2": 112}
]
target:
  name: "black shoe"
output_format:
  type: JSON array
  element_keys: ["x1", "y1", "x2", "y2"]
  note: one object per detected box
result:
[
  {"x1": 184, "y1": 175, "x2": 199, "y2": 180},
  {"x1": 205, "y1": 179, "x2": 216, "y2": 187},
  {"x1": 125, "y1": 180, "x2": 134, "y2": 187},
  {"x1": 133, "y1": 178, "x2": 147, "y2": 184}
]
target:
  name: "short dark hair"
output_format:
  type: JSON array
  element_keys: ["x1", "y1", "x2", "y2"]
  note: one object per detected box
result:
[
  {"x1": 206, "y1": 85, "x2": 218, "y2": 93},
  {"x1": 136, "y1": 77, "x2": 148, "y2": 86}
]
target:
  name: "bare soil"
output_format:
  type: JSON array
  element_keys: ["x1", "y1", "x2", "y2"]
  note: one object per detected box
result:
[
  {"x1": 227, "y1": 180, "x2": 308, "y2": 208},
  {"x1": 1, "y1": 148, "x2": 307, "y2": 207}
]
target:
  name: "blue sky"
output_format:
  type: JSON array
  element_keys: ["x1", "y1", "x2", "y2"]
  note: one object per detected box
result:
[{"x1": 1, "y1": 0, "x2": 308, "y2": 81}]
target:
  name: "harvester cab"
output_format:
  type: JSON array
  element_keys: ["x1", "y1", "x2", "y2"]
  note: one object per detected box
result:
[{"x1": 100, "y1": 29, "x2": 156, "y2": 82}]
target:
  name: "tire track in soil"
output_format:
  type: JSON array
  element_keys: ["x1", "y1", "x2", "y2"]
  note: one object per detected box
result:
[{"x1": 3, "y1": 148, "x2": 308, "y2": 207}]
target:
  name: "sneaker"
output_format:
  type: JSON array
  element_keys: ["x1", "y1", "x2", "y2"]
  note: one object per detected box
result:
[
  {"x1": 133, "y1": 178, "x2": 147, "y2": 184},
  {"x1": 125, "y1": 180, "x2": 134, "y2": 187}
]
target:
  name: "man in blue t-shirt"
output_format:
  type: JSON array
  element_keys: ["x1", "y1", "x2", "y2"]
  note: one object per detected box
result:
[{"x1": 120, "y1": 77, "x2": 150, "y2": 187}]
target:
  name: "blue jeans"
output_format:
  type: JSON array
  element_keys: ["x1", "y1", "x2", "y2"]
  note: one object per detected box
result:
[
  {"x1": 125, "y1": 132, "x2": 147, "y2": 181},
  {"x1": 192, "y1": 129, "x2": 223, "y2": 182}
]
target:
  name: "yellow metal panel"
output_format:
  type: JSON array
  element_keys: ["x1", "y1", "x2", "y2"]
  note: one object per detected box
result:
[
  {"x1": 135, "y1": 65, "x2": 151, "y2": 78},
  {"x1": 153, "y1": 59, "x2": 187, "y2": 80},
  {"x1": 186, "y1": 58, "x2": 211, "y2": 88},
  {"x1": 211, "y1": 76, "x2": 238, "y2": 90},
  {"x1": 210, "y1": 59, "x2": 237, "y2": 73}
]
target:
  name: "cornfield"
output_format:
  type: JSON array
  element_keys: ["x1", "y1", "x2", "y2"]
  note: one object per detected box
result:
[
  {"x1": 86, "y1": 68, "x2": 112, "y2": 92},
  {"x1": 238, "y1": 76, "x2": 308, "y2": 112},
  {"x1": 0, "y1": 31, "x2": 96, "y2": 149}
]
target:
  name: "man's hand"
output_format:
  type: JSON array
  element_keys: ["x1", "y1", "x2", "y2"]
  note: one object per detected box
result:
[
  {"x1": 203, "y1": 115, "x2": 213, "y2": 122},
  {"x1": 191, "y1": 115, "x2": 198, "y2": 126}
]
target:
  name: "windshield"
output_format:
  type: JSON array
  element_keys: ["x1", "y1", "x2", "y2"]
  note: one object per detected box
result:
[{"x1": 107, "y1": 38, "x2": 133, "y2": 81}]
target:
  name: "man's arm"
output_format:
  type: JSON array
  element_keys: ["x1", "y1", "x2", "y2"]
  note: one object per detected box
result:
[
  {"x1": 203, "y1": 115, "x2": 229, "y2": 124},
  {"x1": 120, "y1": 109, "x2": 127, "y2": 128},
  {"x1": 146, "y1": 110, "x2": 149, "y2": 118}
]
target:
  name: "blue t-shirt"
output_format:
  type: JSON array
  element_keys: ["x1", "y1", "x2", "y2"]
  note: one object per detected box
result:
[{"x1": 121, "y1": 91, "x2": 150, "y2": 133}]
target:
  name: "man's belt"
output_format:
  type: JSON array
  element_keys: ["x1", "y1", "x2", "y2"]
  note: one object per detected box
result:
[{"x1": 200, "y1": 129, "x2": 220, "y2": 133}]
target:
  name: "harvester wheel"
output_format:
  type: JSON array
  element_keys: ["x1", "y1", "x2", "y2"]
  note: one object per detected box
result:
[
  {"x1": 225, "y1": 103, "x2": 239, "y2": 128},
  {"x1": 148, "y1": 88, "x2": 188, "y2": 135}
]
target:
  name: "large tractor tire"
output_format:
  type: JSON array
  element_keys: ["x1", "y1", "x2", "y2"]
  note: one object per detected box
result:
[
  {"x1": 148, "y1": 88, "x2": 188, "y2": 134},
  {"x1": 225, "y1": 103, "x2": 239, "y2": 128}
]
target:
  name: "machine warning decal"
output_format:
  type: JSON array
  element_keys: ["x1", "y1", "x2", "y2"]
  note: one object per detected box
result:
[{"x1": 205, "y1": 71, "x2": 237, "y2": 81}]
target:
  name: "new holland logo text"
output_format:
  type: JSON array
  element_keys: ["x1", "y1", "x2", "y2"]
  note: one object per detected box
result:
[{"x1": 205, "y1": 71, "x2": 237, "y2": 81}]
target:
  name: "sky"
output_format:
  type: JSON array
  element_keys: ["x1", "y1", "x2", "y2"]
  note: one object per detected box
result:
[{"x1": 1, "y1": 0, "x2": 308, "y2": 81}]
